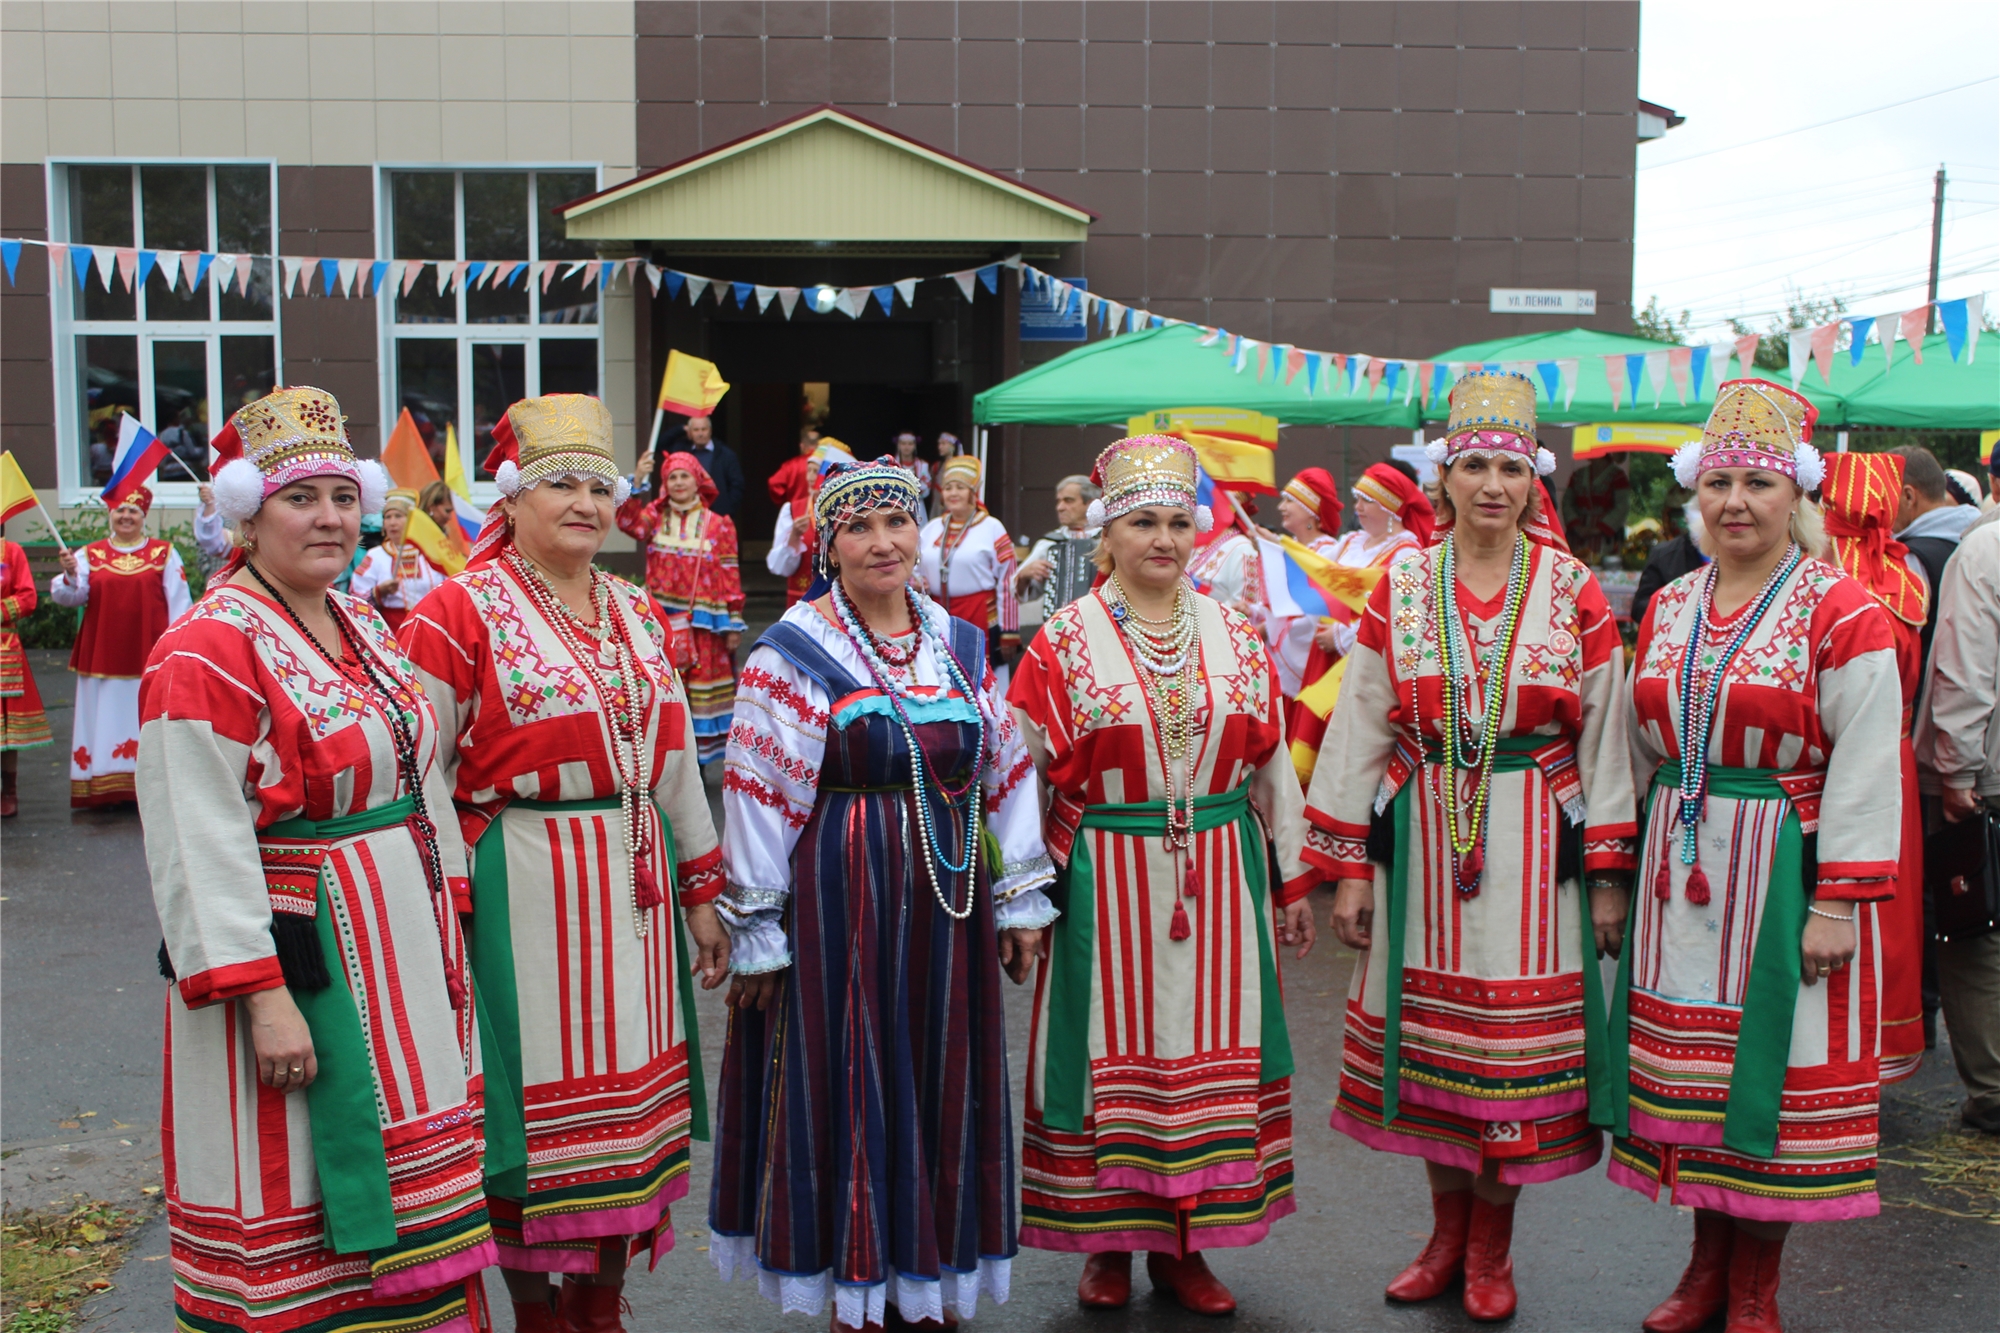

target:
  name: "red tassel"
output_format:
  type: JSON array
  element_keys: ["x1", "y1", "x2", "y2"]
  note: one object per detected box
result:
[
  {"x1": 444, "y1": 964, "x2": 466, "y2": 1011},
  {"x1": 1184, "y1": 858, "x2": 1201, "y2": 899},
  {"x1": 634, "y1": 857, "x2": 664, "y2": 911},
  {"x1": 1457, "y1": 845, "x2": 1483, "y2": 896},
  {"x1": 1169, "y1": 898, "x2": 1192, "y2": 941},
  {"x1": 1684, "y1": 864, "x2": 1711, "y2": 906},
  {"x1": 1655, "y1": 860, "x2": 1673, "y2": 900}
]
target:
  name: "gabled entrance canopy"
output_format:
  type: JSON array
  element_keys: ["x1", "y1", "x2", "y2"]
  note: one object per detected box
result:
[{"x1": 560, "y1": 106, "x2": 1094, "y2": 248}]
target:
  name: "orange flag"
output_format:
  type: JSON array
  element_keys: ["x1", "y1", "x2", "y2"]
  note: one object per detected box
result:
[{"x1": 381, "y1": 408, "x2": 442, "y2": 491}]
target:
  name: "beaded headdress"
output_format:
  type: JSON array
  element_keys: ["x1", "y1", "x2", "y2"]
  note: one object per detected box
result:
[
  {"x1": 939, "y1": 454, "x2": 982, "y2": 489},
  {"x1": 487, "y1": 394, "x2": 630, "y2": 505},
  {"x1": 1671, "y1": 378, "x2": 1822, "y2": 491},
  {"x1": 813, "y1": 456, "x2": 924, "y2": 573},
  {"x1": 383, "y1": 487, "x2": 418, "y2": 514},
  {"x1": 1086, "y1": 435, "x2": 1214, "y2": 532},
  {"x1": 1283, "y1": 467, "x2": 1344, "y2": 527},
  {"x1": 211, "y1": 385, "x2": 389, "y2": 521},
  {"x1": 1424, "y1": 371, "x2": 1556, "y2": 477}
]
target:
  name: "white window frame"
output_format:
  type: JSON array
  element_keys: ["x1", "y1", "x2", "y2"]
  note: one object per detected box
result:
[
  {"x1": 373, "y1": 163, "x2": 605, "y2": 505},
  {"x1": 45, "y1": 157, "x2": 283, "y2": 508}
]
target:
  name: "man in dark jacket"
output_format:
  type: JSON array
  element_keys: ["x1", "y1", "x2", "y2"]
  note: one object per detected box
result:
[
  {"x1": 650, "y1": 415, "x2": 744, "y2": 517},
  {"x1": 1630, "y1": 510, "x2": 1707, "y2": 631}
]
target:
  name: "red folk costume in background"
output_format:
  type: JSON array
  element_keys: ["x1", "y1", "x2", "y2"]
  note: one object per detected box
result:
[
  {"x1": 49, "y1": 484, "x2": 192, "y2": 807},
  {"x1": 399, "y1": 395, "x2": 724, "y2": 1295},
  {"x1": 1821, "y1": 450, "x2": 1930, "y2": 1084},
  {"x1": 1, "y1": 538, "x2": 54, "y2": 761},
  {"x1": 767, "y1": 439, "x2": 852, "y2": 606},
  {"x1": 1266, "y1": 468, "x2": 1345, "y2": 700},
  {"x1": 617, "y1": 451, "x2": 746, "y2": 766},
  {"x1": 918, "y1": 454, "x2": 1020, "y2": 670}
]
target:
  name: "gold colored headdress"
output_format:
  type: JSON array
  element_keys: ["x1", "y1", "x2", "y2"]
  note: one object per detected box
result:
[
  {"x1": 939, "y1": 454, "x2": 982, "y2": 489},
  {"x1": 490, "y1": 394, "x2": 629, "y2": 503},
  {"x1": 1671, "y1": 378, "x2": 1823, "y2": 490},
  {"x1": 1087, "y1": 435, "x2": 1213, "y2": 531},
  {"x1": 1426, "y1": 371, "x2": 1555, "y2": 476},
  {"x1": 212, "y1": 385, "x2": 387, "y2": 520}
]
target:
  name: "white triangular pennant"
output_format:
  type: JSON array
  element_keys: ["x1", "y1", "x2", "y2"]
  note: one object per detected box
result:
[
  {"x1": 778, "y1": 287, "x2": 800, "y2": 319},
  {"x1": 338, "y1": 257, "x2": 359, "y2": 296},
  {"x1": 683, "y1": 274, "x2": 709, "y2": 305},
  {"x1": 755, "y1": 285, "x2": 777, "y2": 312},
  {"x1": 1966, "y1": 294, "x2": 1984, "y2": 364},
  {"x1": 951, "y1": 269, "x2": 977, "y2": 302},
  {"x1": 893, "y1": 278, "x2": 916, "y2": 308}
]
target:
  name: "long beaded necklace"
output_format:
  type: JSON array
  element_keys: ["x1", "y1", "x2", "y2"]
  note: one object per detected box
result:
[
  {"x1": 1430, "y1": 532, "x2": 1531, "y2": 896},
  {"x1": 936, "y1": 510, "x2": 976, "y2": 598},
  {"x1": 1664, "y1": 543, "x2": 1801, "y2": 904},
  {"x1": 241, "y1": 562, "x2": 465, "y2": 1008},
  {"x1": 830, "y1": 582, "x2": 986, "y2": 919},
  {"x1": 505, "y1": 550, "x2": 662, "y2": 938},
  {"x1": 1107, "y1": 574, "x2": 1204, "y2": 940}
]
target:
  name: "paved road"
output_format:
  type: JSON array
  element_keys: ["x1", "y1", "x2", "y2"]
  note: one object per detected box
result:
[{"x1": 4, "y1": 645, "x2": 1991, "y2": 1333}]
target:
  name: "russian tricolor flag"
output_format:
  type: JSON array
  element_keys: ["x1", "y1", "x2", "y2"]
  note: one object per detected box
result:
[
  {"x1": 102, "y1": 412, "x2": 171, "y2": 509},
  {"x1": 450, "y1": 492, "x2": 484, "y2": 542}
]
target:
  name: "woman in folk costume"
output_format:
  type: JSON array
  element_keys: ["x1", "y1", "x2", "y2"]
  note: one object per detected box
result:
[
  {"x1": 893, "y1": 430, "x2": 935, "y2": 520},
  {"x1": 1287, "y1": 463, "x2": 1438, "y2": 786},
  {"x1": 349, "y1": 489, "x2": 449, "y2": 634},
  {"x1": 710, "y1": 455, "x2": 1056, "y2": 1332},
  {"x1": 768, "y1": 437, "x2": 854, "y2": 607},
  {"x1": 1305, "y1": 372, "x2": 1637, "y2": 1324},
  {"x1": 1820, "y1": 450, "x2": 1929, "y2": 1086},
  {"x1": 1010, "y1": 436, "x2": 1318, "y2": 1317},
  {"x1": 397, "y1": 395, "x2": 729, "y2": 1333},
  {"x1": 1612, "y1": 380, "x2": 1902, "y2": 1333},
  {"x1": 1265, "y1": 467, "x2": 1346, "y2": 700},
  {"x1": 918, "y1": 453, "x2": 1021, "y2": 682},
  {"x1": 615, "y1": 449, "x2": 746, "y2": 766},
  {"x1": 51, "y1": 485, "x2": 191, "y2": 808},
  {"x1": 1183, "y1": 489, "x2": 1267, "y2": 619},
  {"x1": 1, "y1": 536, "x2": 55, "y2": 816},
  {"x1": 140, "y1": 386, "x2": 498, "y2": 1333}
]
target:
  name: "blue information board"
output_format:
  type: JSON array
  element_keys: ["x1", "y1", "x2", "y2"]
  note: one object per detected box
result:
[{"x1": 1020, "y1": 276, "x2": 1088, "y2": 342}]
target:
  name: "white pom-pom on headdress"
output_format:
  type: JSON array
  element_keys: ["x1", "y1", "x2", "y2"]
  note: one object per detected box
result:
[
  {"x1": 211, "y1": 458, "x2": 266, "y2": 521},
  {"x1": 1195, "y1": 504, "x2": 1214, "y2": 533},
  {"x1": 1086, "y1": 498, "x2": 1107, "y2": 528},
  {"x1": 1792, "y1": 441, "x2": 1825, "y2": 492},
  {"x1": 493, "y1": 459, "x2": 522, "y2": 497},
  {"x1": 354, "y1": 459, "x2": 388, "y2": 516},
  {"x1": 1669, "y1": 441, "x2": 1704, "y2": 489},
  {"x1": 1534, "y1": 446, "x2": 1557, "y2": 477},
  {"x1": 613, "y1": 475, "x2": 632, "y2": 506},
  {"x1": 1423, "y1": 439, "x2": 1450, "y2": 467}
]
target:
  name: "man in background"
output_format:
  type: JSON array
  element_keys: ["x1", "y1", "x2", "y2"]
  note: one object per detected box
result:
[{"x1": 650, "y1": 414, "x2": 743, "y2": 517}]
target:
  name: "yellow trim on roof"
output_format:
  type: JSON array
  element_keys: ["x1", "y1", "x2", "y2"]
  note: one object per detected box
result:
[{"x1": 562, "y1": 108, "x2": 1091, "y2": 245}]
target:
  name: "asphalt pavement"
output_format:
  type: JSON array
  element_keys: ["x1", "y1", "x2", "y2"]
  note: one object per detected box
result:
[{"x1": 3, "y1": 643, "x2": 1992, "y2": 1333}]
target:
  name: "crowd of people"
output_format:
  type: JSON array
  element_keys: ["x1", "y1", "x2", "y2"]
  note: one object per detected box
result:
[{"x1": 16, "y1": 372, "x2": 1997, "y2": 1333}]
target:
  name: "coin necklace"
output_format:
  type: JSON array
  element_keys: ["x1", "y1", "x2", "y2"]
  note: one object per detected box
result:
[
  {"x1": 241, "y1": 561, "x2": 464, "y2": 1008},
  {"x1": 1663, "y1": 542, "x2": 1800, "y2": 904},
  {"x1": 1431, "y1": 531, "x2": 1530, "y2": 896},
  {"x1": 1107, "y1": 573, "x2": 1204, "y2": 940},
  {"x1": 506, "y1": 550, "x2": 662, "y2": 937},
  {"x1": 831, "y1": 581, "x2": 985, "y2": 920}
]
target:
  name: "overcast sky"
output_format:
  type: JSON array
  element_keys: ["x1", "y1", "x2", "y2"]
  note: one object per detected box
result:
[{"x1": 1633, "y1": 0, "x2": 1998, "y2": 342}]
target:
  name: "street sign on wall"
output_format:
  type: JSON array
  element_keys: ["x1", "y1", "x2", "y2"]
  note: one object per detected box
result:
[
  {"x1": 1021, "y1": 276, "x2": 1088, "y2": 341},
  {"x1": 1489, "y1": 288, "x2": 1598, "y2": 315}
]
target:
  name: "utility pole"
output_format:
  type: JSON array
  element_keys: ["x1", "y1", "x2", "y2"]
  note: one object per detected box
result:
[{"x1": 1928, "y1": 164, "x2": 1947, "y2": 333}]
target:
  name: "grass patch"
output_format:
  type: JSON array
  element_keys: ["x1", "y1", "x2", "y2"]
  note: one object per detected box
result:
[
  {"x1": 0, "y1": 1197, "x2": 145, "y2": 1333},
  {"x1": 1881, "y1": 1126, "x2": 2000, "y2": 1225}
]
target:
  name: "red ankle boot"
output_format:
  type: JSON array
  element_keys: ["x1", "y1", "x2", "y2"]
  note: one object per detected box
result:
[
  {"x1": 509, "y1": 1290, "x2": 562, "y2": 1333},
  {"x1": 1077, "y1": 1251, "x2": 1132, "y2": 1308},
  {"x1": 1144, "y1": 1251, "x2": 1236, "y2": 1316},
  {"x1": 559, "y1": 1277, "x2": 629, "y2": 1333},
  {"x1": 1644, "y1": 1212, "x2": 1733, "y2": 1333},
  {"x1": 1461, "y1": 1195, "x2": 1518, "y2": 1322},
  {"x1": 1724, "y1": 1228, "x2": 1786, "y2": 1333},
  {"x1": 1385, "y1": 1189, "x2": 1473, "y2": 1303}
]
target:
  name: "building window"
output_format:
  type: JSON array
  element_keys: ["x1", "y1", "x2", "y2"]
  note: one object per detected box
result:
[
  {"x1": 54, "y1": 163, "x2": 281, "y2": 495},
  {"x1": 383, "y1": 169, "x2": 600, "y2": 481}
]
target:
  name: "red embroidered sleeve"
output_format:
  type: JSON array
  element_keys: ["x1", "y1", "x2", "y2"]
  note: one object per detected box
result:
[
  {"x1": 616, "y1": 496, "x2": 661, "y2": 544},
  {"x1": 677, "y1": 845, "x2": 726, "y2": 906},
  {"x1": 178, "y1": 956, "x2": 286, "y2": 1008},
  {"x1": 1302, "y1": 807, "x2": 1373, "y2": 881}
]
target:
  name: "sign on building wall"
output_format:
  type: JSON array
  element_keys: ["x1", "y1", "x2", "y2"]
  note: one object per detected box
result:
[
  {"x1": 1489, "y1": 289, "x2": 1598, "y2": 315},
  {"x1": 1021, "y1": 276, "x2": 1088, "y2": 341}
]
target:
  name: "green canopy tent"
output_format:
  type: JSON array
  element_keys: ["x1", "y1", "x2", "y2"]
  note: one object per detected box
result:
[
  {"x1": 1792, "y1": 331, "x2": 1999, "y2": 431},
  {"x1": 1413, "y1": 327, "x2": 1818, "y2": 426},
  {"x1": 971, "y1": 323, "x2": 1421, "y2": 427}
]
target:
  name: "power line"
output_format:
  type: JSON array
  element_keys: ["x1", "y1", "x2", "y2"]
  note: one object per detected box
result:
[
  {"x1": 1662, "y1": 240, "x2": 1999, "y2": 320},
  {"x1": 1674, "y1": 257, "x2": 1999, "y2": 326},
  {"x1": 1638, "y1": 76, "x2": 2000, "y2": 171}
]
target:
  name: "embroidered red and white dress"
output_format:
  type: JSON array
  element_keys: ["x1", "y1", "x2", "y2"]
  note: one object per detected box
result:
[
  {"x1": 1303, "y1": 542, "x2": 1637, "y2": 1183},
  {"x1": 399, "y1": 561, "x2": 724, "y2": 1273},
  {"x1": 349, "y1": 542, "x2": 448, "y2": 634},
  {"x1": 139, "y1": 585, "x2": 494, "y2": 1333},
  {"x1": 1009, "y1": 591, "x2": 1315, "y2": 1256},
  {"x1": 52, "y1": 535, "x2": 191, "y2": 806},
  {"x1": 1610, "y1": 558, "x2": 1902, "y2": 1222},
  {"x1": 1, "y1": 539, "x2": 53, "y2": 753},
  {"x1": 615, "y1": 495, "x2": 746, "y2": 765},
  {"x1": 917, "y1": 510, "x2": 1020, "y2": 672}
]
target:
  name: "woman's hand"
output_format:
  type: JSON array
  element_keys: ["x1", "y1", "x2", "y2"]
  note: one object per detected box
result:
[
  {"x1": 1277, "y1": 898, "x2": 1318, "y2": 959},
  {"x1": 245, "y1": 988, "x2": 317, "y2": 1092},
  {"x1": 1329, "y1": 877, "x2": 1375, "y2": 950},
  {"x1": 1312, "y1": 623, "x2": 1342, "y2": 654},
  {"x1": 1588, "y1": 879, "x2": 1630, "y2": 959},
  {"x1": 374, "y1": 577, "x2": 400, "y2": 599},
  {"x1": 684, "y1": 902, "x2": 731, "y2": 990},
  {"x1": 1800, "y1": 906, "x2": 1857, "y2": 986},
  {"x1": 635, "y1": 449, "x2": 656, "y2": 482},
  {"x1": 726, "y1": 970, "x2": 782, "y2": 1011},
  {"x1": 723, "y1": 631, "x2": 742, "y2": 654},
  {"x1": 58, "y1": 549, "x2": 78, "y2": 580},
  {"x1": 999, "y1": 927, "x2": 1045, "y2": 984}
]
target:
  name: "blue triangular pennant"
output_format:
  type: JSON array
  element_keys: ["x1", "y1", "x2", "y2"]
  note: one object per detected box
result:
[
  {"x1": 732, "y1": 281, "x2": 754, "y2": 307},
  {"x1": 1940, "y1": 298, "x2": 1969, "y2": 362},
  {"x1": 977, "y1": 264, "x2": 998, "y2": 294},
  {"x1": 367, "y1": 259, "x2": 387, "y2": 295},
  {"x1": 1848, "y1": 317, "x2": 1875, "y2": 366},
  {"x1": 136, "y1": 250, "x2": 158, "y2": 288},
  {"x1": 320, "y1": 257, "x2": 341, "y2": 295},
  {"x1": 72, "y1": 246, "x2": 94, "y2": 288},
  {"x1": 195, "y1": 253, "x2": 216, "y2": 290},
  {"x1": 1537, "y1": 360, "x2": 1560, "y2": 402},
  {"x1": 1304, "y1": 353, "x2": 1320, "y2": 395},
  {"x1": 664, "y1": 270, "x2": 684, "y2": 300},
  {"x1": 1690, "y1": 346, "x2": 1710, "y2": 396},
  {"x1": 874, "y1": 285, "x2": 896, "y2": 315},
  {"x1": 1624, "y1": 353, "x2": 1645, "y2": 402},
  {"x1": 0, "y1": 240, "x2": 19, "y2": 286}
]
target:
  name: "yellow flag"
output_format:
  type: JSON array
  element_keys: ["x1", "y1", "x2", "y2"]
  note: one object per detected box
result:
[
  {"x1": 656, "y1": 350, "x2": 729, "y2": 416},
  {"x1": 1184, "y1": 430, "x2": 1276, "y2": 493},
  {"x1": 443, "y1": 422, "x2": 469, "y2": 499},
  {"x1": 0, "y1": 450, "x2": 39, "y2": 525},
  {"x1": 401, "y1": 508, "x2": 466, "y2": 577}
]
